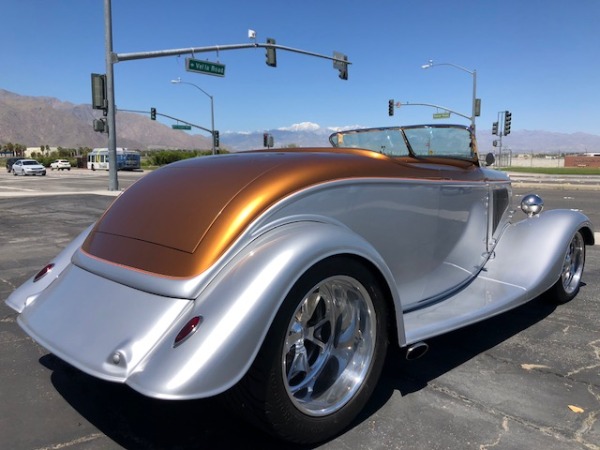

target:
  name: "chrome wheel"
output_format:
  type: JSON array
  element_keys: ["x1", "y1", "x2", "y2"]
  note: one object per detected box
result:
[
  {"x1": 560, "y1": 231, "x2": 585, "y2": 296},
  {"x1": 282, "y1": 275, "x2": 376, "y2": 416},
  {"x1": 227, "y1": 257, "x2": 387, "y2": 444}
]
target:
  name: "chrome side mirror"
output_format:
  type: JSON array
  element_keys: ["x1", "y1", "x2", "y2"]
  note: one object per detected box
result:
[{"x1": 485, "y1": 152, "x2": 495, "y2": 166}]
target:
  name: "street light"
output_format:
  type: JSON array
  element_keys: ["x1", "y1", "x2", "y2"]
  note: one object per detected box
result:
[
  {"x1": 421, "y1": 60, "x2": 478, "y2": 131},
  {"x1": 170, "y1": 77, "x2": 216, "y2": 154}
]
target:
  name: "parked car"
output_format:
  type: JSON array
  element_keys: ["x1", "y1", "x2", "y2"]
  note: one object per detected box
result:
[
  {"x1": 5, "y1": 157, "x2": 22, "y2": 173},
  {"x1": 11, "y1": 159, "x2": 46, "y2": 176},
  {"x1": 6, "y1": 124, "x2": 594, "y2": 444},
  {"x1": 50, "y1": 159, "x2": 71, "y2": 171}
]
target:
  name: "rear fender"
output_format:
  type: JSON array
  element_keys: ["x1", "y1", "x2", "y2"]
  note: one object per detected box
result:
[
  {"x1": 126, "y1": 220, "x2": 400, "y2": 399},
  {"x1": 5, "y1": 224, "x2": 94, "y2": 313}
]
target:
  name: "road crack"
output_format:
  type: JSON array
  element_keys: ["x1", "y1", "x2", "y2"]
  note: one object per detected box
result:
[
  {"x1": 566, "y1": 339, "x2": 600, "y2": 378},
  {"x1": 479, "y1": 417, "x2": 509, "y2": 450}
]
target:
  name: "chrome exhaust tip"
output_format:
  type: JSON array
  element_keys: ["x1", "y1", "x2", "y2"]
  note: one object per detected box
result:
[{"x1": 405, "y1": 342, "x2": 429, "y2": 360}]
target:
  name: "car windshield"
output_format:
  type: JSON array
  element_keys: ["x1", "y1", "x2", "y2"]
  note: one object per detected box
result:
[
  {"x1": 329, "y1": 125, "x2": 476, "y2": 160},
  {"x1": 23, "y1": 160, "x2": 40, "y2": 165}
]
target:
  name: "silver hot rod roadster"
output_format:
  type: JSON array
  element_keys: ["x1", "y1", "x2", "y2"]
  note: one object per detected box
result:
[{"x1": 6, "y1": 124, "x2": 594, "y2": 444}]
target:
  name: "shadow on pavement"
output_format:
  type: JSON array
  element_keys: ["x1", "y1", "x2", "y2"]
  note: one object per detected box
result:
[
  {"x1": 41, "y1": 296, "x2": 556, "y2": 449},
  {"x1": 357, "y1": 295, "x2": 556, "y2": 422}
]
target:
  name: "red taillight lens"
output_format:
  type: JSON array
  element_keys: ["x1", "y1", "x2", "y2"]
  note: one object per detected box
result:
[
  {"x1": 33, "y1": 263, "x2": 55, "y2": 283},
  {"x1": 174, "y1": 316, "x2": 202, "y2": 347}
]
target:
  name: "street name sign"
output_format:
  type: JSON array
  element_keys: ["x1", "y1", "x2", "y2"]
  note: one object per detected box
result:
[
  {"x1": 185, "y1": 58, "x2": 226, "y2": 77},
  {"x1": 433, "y1": 112, "x2": 451, "y2": 119},
  {"x1": 172, "y1": 124, "x2": 192, "y2": 130}
]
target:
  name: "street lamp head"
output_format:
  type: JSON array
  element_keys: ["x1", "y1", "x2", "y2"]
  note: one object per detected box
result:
[{"x1": 421, "y1": 60, "x2": 434, "y2": 69}]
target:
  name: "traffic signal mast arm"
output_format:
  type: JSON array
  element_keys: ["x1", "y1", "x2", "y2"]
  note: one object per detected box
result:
[
  {"x1": 395, "y1": 102, "x2": 472, "y2": 121},
  {"x1": 155, "y1": 111, "x2": 213, "y2": 134},
  {"x1": 114, "y1": 41, "x2": 351, "y2": 79},
  {"x1": 119, "y1": 108, "x2": 214, "y2": 134}
]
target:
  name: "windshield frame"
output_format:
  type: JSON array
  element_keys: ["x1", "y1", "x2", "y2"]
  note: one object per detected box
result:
[{"x1": 329, "y1": 124, "x2": 478, "y2": 164}]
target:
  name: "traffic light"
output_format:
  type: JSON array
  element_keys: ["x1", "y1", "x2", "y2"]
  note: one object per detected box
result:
[
  {"x1": 93, "y1": 118, "x2": 106, "y2": 133},
  {"x1": 492, "y1": 121, "x2": 498, "y2": 135},
  {"x1": 150, "y1": 107, "x2": 156, "y2": 120},
  {"x1": 91, "y1": 73, "x2": 107, "y2": 112},
  {"x1": 504, "y1": 111, "x2": 512, "y2": 135},
  {"x1": 388, "y1": 99, "x2": 394, "y2": 116},
  {"x1": 266, "y1": 38, "x2": 277, "y2": 67},
  {"x1": 333, "y1": 52, "x2": 348, "y2": 80},
  {"x1": 213, "y1": 130, "x2": 220, "y2": 148},
  {"x1": 263, "y1": 132, "x2": 268, "y2": 147}
]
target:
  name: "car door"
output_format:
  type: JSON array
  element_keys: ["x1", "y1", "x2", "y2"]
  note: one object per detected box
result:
[
  {"x1": 416, "y1": 178, "x2": 490, "y2": 302},
  {"x1": 379, "y1": 173, "x2": 489, "y2": 309}
]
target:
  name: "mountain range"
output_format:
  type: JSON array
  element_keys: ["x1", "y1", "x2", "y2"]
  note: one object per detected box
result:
[{"x1": 1, "y1": 89, "x2": 600, "y2": 154}]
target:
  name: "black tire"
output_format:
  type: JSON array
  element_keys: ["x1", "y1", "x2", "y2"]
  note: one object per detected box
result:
[
  {"x1": 547, "y1": 230, "x2": 586, "y2": 304},
  {"x1": 224, "y1": 256, "x2": 388, "y2": 444}
]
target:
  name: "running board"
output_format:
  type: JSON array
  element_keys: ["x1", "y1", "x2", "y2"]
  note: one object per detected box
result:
[{"x1": 403, "y1": 275, "x2": 528, "y2": 345}]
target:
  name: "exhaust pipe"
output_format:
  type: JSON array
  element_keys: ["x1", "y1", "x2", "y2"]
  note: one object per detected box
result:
[{"x1": 405, "y1": 341, "x2": 429, "y2": 360}]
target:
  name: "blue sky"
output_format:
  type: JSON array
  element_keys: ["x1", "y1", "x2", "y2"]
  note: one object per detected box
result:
[{"x1": 2, "y1": 0, "x2": 600, "y2": 138}]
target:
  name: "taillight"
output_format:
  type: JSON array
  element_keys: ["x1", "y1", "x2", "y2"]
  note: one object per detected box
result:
[
  {"x1": 33, "y1": 263, "x2": 55, "y2": 283},
  {"x1": 174, "y1": 316, "x2": 202, "y2": 347}
]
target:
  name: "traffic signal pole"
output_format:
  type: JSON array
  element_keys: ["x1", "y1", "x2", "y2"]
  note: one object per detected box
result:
[
  {"x1": 102, "y1": 0, "x2": 351, "y2": 191},
  {"x1": 104, "y1": 0, "x2": 118, "y2": 191}
]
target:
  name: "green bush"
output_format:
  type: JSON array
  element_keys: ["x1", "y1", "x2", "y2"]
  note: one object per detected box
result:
[{"x1": 146, "y1": 150, "x2": 213, "y2": 166}]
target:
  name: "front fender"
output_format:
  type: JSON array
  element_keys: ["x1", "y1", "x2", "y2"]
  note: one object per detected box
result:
[
  {"x1": 126, "y1": 220, "x2": 400, "y2": 399},
  {"x1": 485, "y1": 209, "x2": 593, "y2": 298}
]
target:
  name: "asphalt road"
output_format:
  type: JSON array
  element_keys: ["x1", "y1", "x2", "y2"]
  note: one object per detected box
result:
[{"x1": 0, "y1": 169, "x2": 599, "y2": 449}]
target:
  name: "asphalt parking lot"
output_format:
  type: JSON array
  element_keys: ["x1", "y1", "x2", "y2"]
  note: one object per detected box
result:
[{"x1": 0, "y1": 169, "x2": 599, "y2": 449}]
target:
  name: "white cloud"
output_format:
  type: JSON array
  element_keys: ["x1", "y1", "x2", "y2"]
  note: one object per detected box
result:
[{"x1": 278, "y1": 122, "x2": 321, "y2": 132}]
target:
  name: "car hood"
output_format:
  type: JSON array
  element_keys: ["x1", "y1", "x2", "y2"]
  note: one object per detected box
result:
[{"x1": 81, "y1": 149, "x2": 484, "y2": 278}]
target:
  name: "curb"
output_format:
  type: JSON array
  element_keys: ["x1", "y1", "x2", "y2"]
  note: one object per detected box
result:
[{"x1": 510, "y1": 182, "x2": 600, "y2": 191}]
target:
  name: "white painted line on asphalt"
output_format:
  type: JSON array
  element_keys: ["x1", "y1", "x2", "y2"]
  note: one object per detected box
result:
[
  {"x1": 0, "y1": 190, "x2": 122, "y2": 198},
  {"x1": 0, "y1": 186, "x2": 37, "y2": 192},
  {"x1": 33, "y1": 433, "x2": 105, "y2": 450}
]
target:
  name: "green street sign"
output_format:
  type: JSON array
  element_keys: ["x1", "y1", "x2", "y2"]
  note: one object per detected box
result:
[
  {"x1": 433, "y1": 112, "x2": 451, "y2": 119},
  {"x1": 185, "y1": 58, "x2": 226, "y2": 77},
  {"x1": 172, "y1": 124, "x2": 192, "y2": 130}
]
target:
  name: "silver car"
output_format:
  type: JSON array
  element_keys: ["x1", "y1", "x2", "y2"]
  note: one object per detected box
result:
[
  {"x1": 5, "y1": 124, "x2": 594, "y2": 444},
  {"x1": 12, "y1": 159, "x2": 46, "y2": 176}
]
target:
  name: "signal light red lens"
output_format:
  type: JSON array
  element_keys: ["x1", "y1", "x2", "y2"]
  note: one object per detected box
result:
[
  {"x1": 174, "y1": 316, "x2": 202, "y2": 347},
  {"x1": 33, "y1": 263, "x2": 55, "y2": 283}
]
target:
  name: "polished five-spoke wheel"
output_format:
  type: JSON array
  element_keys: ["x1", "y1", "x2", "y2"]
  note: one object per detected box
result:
[
  {"x1": 282, "y1": 275, "x2": 376, "y2": 416},
  {"x1": 227, "y1": 257, "x2": 388, "y2": 445},
  {"x1": 549, "y1": 230, "x2": 586, "y2": 304}
]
